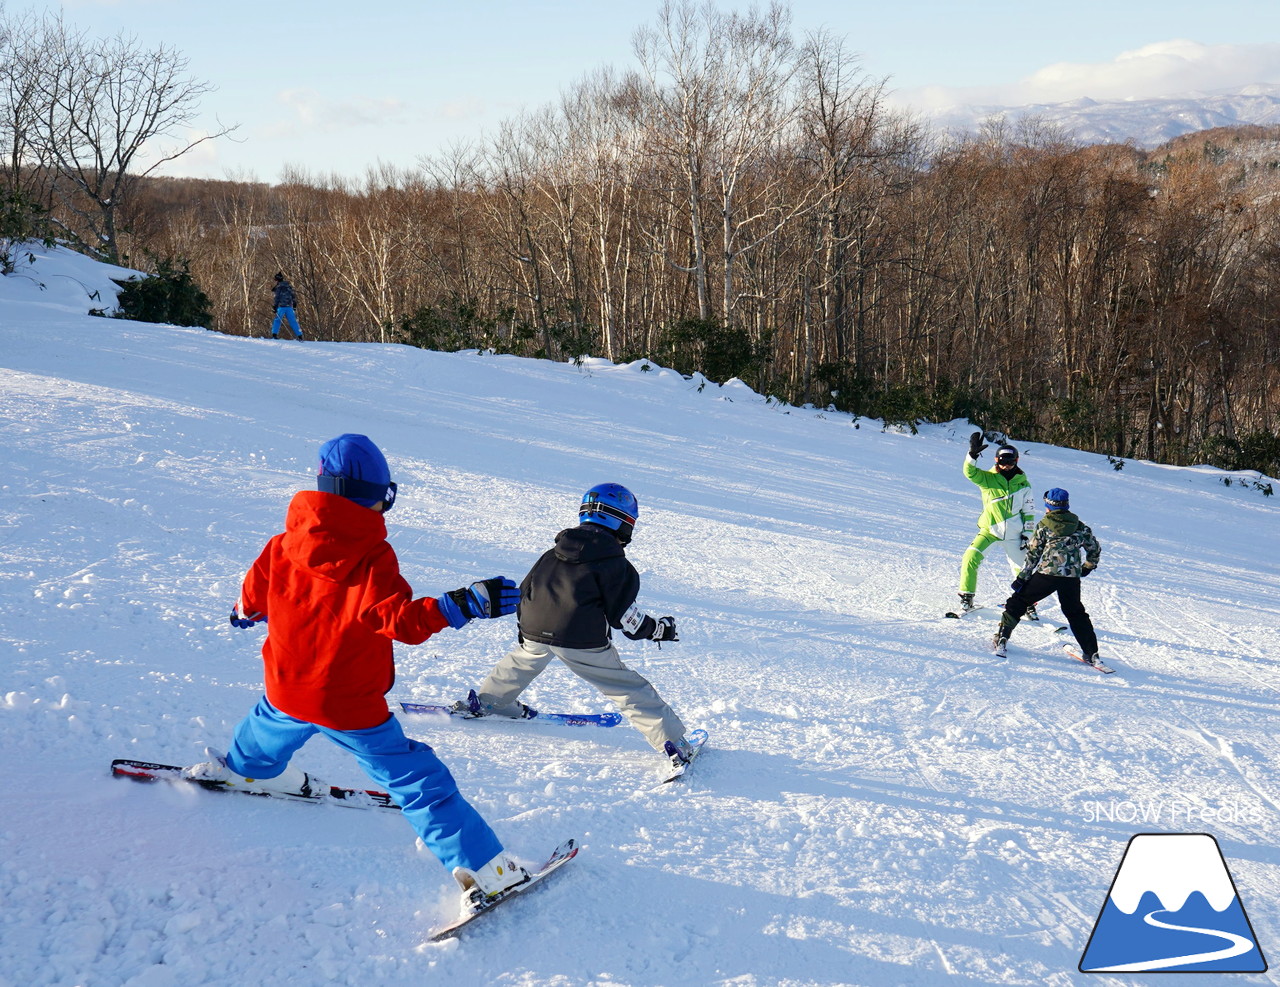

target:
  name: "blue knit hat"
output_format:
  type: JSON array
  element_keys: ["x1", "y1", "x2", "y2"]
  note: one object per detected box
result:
[
  {"x1": 316, "y1": 434, "x2": 396, "y2": 510},
  {"x1": 1044, "y1": 487, "x2": 1070, "y2": 511}
]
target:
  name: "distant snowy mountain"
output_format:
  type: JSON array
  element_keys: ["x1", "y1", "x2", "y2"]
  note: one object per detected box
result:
[{"x1": 925, "y1": 83, "x2": 1280, "y2": 148}]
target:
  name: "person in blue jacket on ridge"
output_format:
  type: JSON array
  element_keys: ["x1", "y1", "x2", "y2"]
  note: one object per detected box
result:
[{"x1": 270, "y1": 272, "x2": 304, "y2": 339}]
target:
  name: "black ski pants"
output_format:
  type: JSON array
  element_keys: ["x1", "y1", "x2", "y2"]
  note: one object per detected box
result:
[{"x1": 999, "y1": 573, "x2": 1099, "y2": 655}]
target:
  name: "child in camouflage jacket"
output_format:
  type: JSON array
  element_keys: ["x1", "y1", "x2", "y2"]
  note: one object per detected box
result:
[{"x1": 992, "y1": 487, "x2": 1103, "y2": 664}]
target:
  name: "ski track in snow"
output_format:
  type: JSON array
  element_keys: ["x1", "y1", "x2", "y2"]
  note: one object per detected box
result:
[{"x1": 2, "y1": 246, "x2": 1279, "y2": 986}]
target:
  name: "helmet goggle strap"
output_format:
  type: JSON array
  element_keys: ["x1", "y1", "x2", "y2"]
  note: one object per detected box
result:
[
  {"x1": 317, "y1": 474, "x2": 397, "y2": 512},
  {"x1": 579, "y1": 501, "x2": 636, "y2": 528}
]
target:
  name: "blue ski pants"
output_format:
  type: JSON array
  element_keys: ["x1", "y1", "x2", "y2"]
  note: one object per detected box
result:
[
  {"x1": 270, "y1": 306, "x2": 303, "y2": 338},
  {"x1": 226, "y1": 696, "x2": 503, "y2": 873}
]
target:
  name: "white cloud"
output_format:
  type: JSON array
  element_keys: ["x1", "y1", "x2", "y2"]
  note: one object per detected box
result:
[
  {"x1": 265, "y1": 90, "x2": 410, "y2": 138},
  {"x1": 436, "y1": 97, "x2": 486, "y2": 123},
  {"x1": 897, "y1": 40, "x2": 1280, "y2": 111}
]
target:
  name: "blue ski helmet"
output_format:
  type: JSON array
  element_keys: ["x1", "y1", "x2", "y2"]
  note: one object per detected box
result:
[
  {"x1": 579, "y1": 483, "x2": 638, "y2": 544},
  {"x1": 1044, "y1": 487, "x2": 1070, "y2": 511},
  {"x1": 316, "y1": 434, "x2": 397, "y2": 511}
]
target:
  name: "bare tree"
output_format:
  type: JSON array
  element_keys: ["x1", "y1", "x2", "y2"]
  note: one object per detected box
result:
[
  {"x1": 0, "y1": 7, "x2": 56, "y2": 204},
  {"x1": 636, "y1": 0, "x2": 821, "y2": 330},
  {"x1": 559, "y1": 68, "x2": 648, "y2": 360},
  {"x1": 31, "y1": 16, "x2": 234, "y2": 262}
]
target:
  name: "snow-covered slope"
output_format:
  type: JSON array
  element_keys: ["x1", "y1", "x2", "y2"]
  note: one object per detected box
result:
[
  {"x1": 2, "y1": 246, "x2": 1279, "y2": 986},
  {"x1": 926, "y1": 82, "x2": 1280, "y2": 148}
]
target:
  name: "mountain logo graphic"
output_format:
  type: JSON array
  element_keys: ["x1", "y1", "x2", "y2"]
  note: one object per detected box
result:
[{"x1": 1080, "y1": 833, "x2": 1267, "y2": 973}]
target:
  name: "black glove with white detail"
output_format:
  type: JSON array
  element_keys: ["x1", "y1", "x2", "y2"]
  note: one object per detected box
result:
[{"x1": 651, "y1": 616, "x2": 679, "y2": 642}]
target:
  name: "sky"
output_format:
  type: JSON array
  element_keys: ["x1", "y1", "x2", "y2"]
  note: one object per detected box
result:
[{"x1": 13, "y1": 0, "x2": 1280, "y2": 182}]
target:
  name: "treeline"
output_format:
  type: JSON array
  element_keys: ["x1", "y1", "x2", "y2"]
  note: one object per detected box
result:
[{"x1": 6, "y1": 3, "x2": 1280, "y2": 476}]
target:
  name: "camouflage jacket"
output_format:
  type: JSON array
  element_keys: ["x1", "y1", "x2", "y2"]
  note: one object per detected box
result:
[
  {"x1": 1021, "y1": 510, "x2": 1101, "y2": 578},
  {"x1": 272, "y1": 280, "x2": 296, "y2": 309}
]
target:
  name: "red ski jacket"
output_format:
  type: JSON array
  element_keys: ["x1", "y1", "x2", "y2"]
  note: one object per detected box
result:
[{"x1": 239, "y1": 490, "x2": 450, "y2": 730}]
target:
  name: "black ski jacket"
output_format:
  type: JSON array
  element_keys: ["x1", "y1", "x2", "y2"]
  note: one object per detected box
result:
[{"x1": 517, "y1": 523, "x2": 656, "y2": 649}]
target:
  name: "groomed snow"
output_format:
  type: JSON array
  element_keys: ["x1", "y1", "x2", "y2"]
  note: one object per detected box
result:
[{"x1": 2, "y1": 246, "x2": 1278, "y2": 986}]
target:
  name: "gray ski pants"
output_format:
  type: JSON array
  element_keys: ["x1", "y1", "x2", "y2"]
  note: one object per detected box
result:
[{"x1": 476, "y1": 639, "x2": 687, "y2": 752}]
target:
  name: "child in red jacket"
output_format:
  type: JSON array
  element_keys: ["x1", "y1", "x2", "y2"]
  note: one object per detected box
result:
[{"x1": 185, "y1": 434, "x2": 529, "y2": 913}]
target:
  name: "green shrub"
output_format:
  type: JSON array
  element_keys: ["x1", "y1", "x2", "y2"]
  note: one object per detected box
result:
[
  {"x1": 113, "y1": 257, "x2": 212, "y2": 328},
  {"x1": 658, "y1": 318, "x2": 769, "y2": 389},
  {"x1": 0, "y1": 186, "x2": 54, "y2": 275}
]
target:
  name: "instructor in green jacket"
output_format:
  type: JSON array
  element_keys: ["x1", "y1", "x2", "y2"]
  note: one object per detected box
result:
[{"x1": 957, "y1": 432, "x2": 1035, "y2": 614}]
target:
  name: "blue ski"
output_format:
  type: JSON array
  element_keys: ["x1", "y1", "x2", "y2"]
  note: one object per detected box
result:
[{"x1": 400, "y1": 700, "x2": 623, "y2": 728}]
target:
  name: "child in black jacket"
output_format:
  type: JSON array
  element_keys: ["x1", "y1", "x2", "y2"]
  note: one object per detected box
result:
[{"x1": 455, "y1": 484, "x2": 695, "y2": 771}]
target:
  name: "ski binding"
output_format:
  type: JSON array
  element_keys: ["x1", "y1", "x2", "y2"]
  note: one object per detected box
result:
[{"x1": 659, "y1": 728, "x2": 709, "y2": 784}]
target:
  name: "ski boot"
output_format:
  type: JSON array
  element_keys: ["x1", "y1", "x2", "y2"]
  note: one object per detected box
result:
[
  {"x1": 452, "y1": 851, "x2": 531, "y2": 914},
  {"x1": 957, "y1": 592, "x2": 977, "y2": 613},
  {"x1": 182, "y1": 748, "x2": 327, "y2": 797},
  {"x1": 664, "y1": 737, "x2": 695, "y2": 773},
  {"x1": 990, "y1": 632, "x2": 1008, "y2": 658},
  {"x1": 1026, "y1": 604, "x2": 1039, "y2": 621}
]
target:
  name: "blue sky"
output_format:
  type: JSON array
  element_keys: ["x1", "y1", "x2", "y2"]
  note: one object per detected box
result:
[{"x1": 19, "y1": 0, "x2": 1280, "y2": 182}]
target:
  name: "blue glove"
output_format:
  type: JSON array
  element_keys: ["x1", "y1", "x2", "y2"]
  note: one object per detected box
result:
[
  {"x1": 1010, "y1": 574, "x2": 1027, "y2": 594},
  {"x1": 229, "y1": 607, "x2": 264, "y2": 629},
  {"x1": 438, "y1": 577, "x2": 520, "y2": 629}
]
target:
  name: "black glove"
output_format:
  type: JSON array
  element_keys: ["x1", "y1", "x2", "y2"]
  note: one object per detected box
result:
[
  {"x1": 968, "y1": 432, "x2": 988, "y2": 458},
  {"x1": 1081, "y1": 564, "x2": 1096, "y2": 578},
  {"x1": 651, "y1": 616, "x2": 679, "y2": 642},
  {"x1": 1019, "y1": 532, "x2": 1030, "y2": 551},
  {"x1": 464, "y1": 577, "x2": 520, "y2": 618}
]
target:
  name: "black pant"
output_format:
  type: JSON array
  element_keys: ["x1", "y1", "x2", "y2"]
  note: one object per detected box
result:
[{"x1": 999, "y1": 574, "x2": 1098, "y2": 655}]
